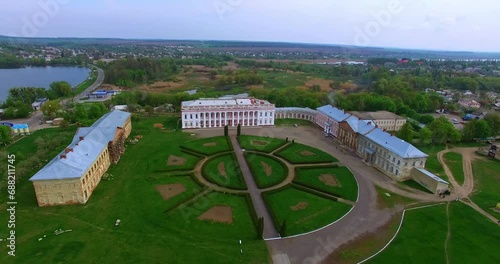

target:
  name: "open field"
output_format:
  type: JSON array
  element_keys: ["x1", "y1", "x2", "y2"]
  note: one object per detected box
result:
[
  {"x1": 244, "y1": 153, "x2": 288, "y2": 188},
  {"x1": 443, "y1": 152, "x2": 465, "y2": 185},
  {"x1": 237, "y1": 135, "x2": 287, "y2": 153},
  {"x1": 263, "y1": 186, "x2": 352, "y2": 236},
  {"x1": 151, "y1": 174, "x2": 205, "y2": 211},
  {"x1": 181, "y1": 136, "x2": 232, "y2": 156},
  {"x1": 294, "y1": 166, "x2": 358, "y2": 201},
  {"x1": 471, "y1": 159, "x2": 500, "y2": 218},
  {"x1": 0, "y1": 116, "x2": 268, "y2": 263},
  {"x1": 275, "y1": 142, "x2": 338, "y2": 164},
  {"x1": 369, "y1": 203, "x2": 500, "y2": 263},
  {"x1": 202, "y1": 153, "x2": 247, "y2": 190},
  {"x1": 259, "y1": 70, "x2": 308, "y2": 89}
]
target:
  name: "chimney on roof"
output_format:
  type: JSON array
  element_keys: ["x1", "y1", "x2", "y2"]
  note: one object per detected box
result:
[
  {"x1": 79, "y1": 136, "x2": 84, "y2": 141},
  {"x1": 65, "y1": 148, "x2": 73, "y2": 153},
  {"x1": 367, "y1": 122, "x2": 372, "y2": 125},
  {"x1": 60, "y1": 154, "x2": 67, "y2": 159}
]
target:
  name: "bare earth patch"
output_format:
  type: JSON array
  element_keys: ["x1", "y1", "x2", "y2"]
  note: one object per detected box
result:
[
  {"x1": 291, "y1": 201, "x2": 309, "y2": 211},
  {"x1": 167, "y1": 155, "x2": 187, "y2": 166},
  {"x1": 299, "y1": 150, "x2": 317, "y2": 157},
  {"x1": 251, "y1": 140, "x2": 269, "y2": 146},
  {"x1": 203, "y1": 142, "x2": 217, "y2": 147},
  {"x1": 261, "y1": 161, "x2": 273, "y2": 176},
  {"x1": 198, "y1": 205, "x2": 233, "y2": 224},
  {"x1": 153, "y1": 123, "x2": 164, "y2": 129},
  {"x1": 319, "y1": 174, "x2": 340, "y2": 187},
  {"x1": 156, "y1": 184, "x2": 186, "y2": 200},
  {"x1": 217, "y1": 162, "x2": 228, "y2": 179}
]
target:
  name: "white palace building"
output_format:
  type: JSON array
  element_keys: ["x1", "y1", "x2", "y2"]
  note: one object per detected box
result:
[{"x1": 181, "y1": 97, "x2": 276, "y2": 129}]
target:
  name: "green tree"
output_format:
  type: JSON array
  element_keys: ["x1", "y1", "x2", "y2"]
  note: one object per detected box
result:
[
  {"x1": 483, "y1": 113, "x2": 500, "y2": 136},
  {"x1": 0, "y1": 126, "x2": 12, "y2": 145},
  {"x1": 50, "y1": 81, "x2": 72, "y2": 98},
  {"x1": 224, "y1": 125, "x2": 228, "y2": 137},
  {"x1": 418, "y1": 127, "x2": 432, "y2": 145},
  {"x1": 474, "y1": 120, "x2": 492, "y2": 139},
  {"x1": 427, "y1": 117, "x2": 461, "y2": 144},
  {"x1": 40, "y1": 100, "x2": 61, "y2": 118},
  {"x1": 237, "y1": 124, "x2": 241, "y2": 136},
  {"x1": 144, "y1": 105, "x2": 154, "y2": 116},
  {"x1": 397, "y1": 122, "x2": 414, "y2": 142}
]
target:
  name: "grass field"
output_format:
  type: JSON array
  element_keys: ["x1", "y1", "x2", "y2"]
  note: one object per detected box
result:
[
  {"x1": 368, "y1": 204, "x2": 448, "y2": 263},
  {"x1": 156, "y1": 150, "x2": 203, "y2": 172},
  {"x1": 274, "y1": 119, "x2": 313, "y2": 126},
  {"x1": 369, "y1": 203, "x2": 500, "y2": 264},
  {"x1": 237, "y1": 135, "x2": 287, "y2": 153},
  {"x1": 263, "y1": 186, "x2": 352, "y2": 236},
  {"x1": 375, "y1": 186, "x2": 416, "y2": 209},
  {"x1": 294, "y1": 166, "x2": 358, "y2": 201},
  {"x1": 181, "y1": 136, "x2": 232, "y2": 156},
  {"x1": 244, "y1": 153, "x2": 288, "y2": 188},
  {"x1": 0, "y1": 116, "x2": 268, "y2": 263},
  {"x1": 400, "y1": 180, "x2": 433, "y2": 194},
  {"x1": 202, "y1": 153, "x2": 247, "y2": 190},
  {"x1": 418, "y1": 144, "x2": 447, "y2": 182},
  {"x1": 443, "y1": 152, "x2": 465, "y2": 185},
  {"x1": 149, "y1": 174, "x2": 205, "y2": 212},
  {"x1": 275, "y1": 142, "x2": 338, "y2": 164},
  {"x1": 471, "y1": 159, "x2": 500, "y2": 218}
]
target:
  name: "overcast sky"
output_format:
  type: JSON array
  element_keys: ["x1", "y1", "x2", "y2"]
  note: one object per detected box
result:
[{"x1": 2, "y1": 0, "x2": 499, "y2": 52}]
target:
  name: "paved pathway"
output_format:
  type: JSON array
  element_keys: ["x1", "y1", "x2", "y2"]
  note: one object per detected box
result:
[{"x1": 229, "y1": 134, "x2": 280, "y2": 239}]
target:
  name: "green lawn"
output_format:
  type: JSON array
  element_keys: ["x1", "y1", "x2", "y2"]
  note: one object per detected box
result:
[
  {"x1": 263, "y1": 186, "x2": 352, "y2": 236},
  {"x1": 244, "y1": 153, "x2": 288, "y2": 188},
  {"x1": 169, "y1": 192, "x2": 259, "y2": 240},
  {"x1": 274, "y1": 119, "x2": 313, "y2": 126},
  {"x1": 368, "y1": 204, "x2": 448, "y2": 263},
  {"x1": 400, "y1": 179, "x2": 434, "y2": 194},
  {"x1": 369, "y1": 203, "x2": 500, "y2": 264},
  {"x1": 0, "y1": 116, "x2": 268, "y2": 263},
  {"x1": 181, "y1": 136, "x2": 232, "y2": 156},
  {"x1": 294, "y1": 166, "x2": 358, "y2": 201},
  {"x1": 275, "y1": 142, "x2": 338, "y2": 164},
  {"x1": 161, "y1": 151, "x2": 203, "y2": 172},
  {"x1": 418, "y1": 144, "x2": 447, "y2": 182},
  {"x1": 448, "y1": 203, "x2": 500, "y2": 264},
  {"x1": 149, "y1": 174, "x2": 205, "y2": 212},
  {"x1": 237, "y1": 135, "x2": 287, "y2": 153},
  {"x1": 443, "y1": 152, "x2": 465, "y2": 185},
  {"x1": 471, "y1": 159, "x2": 500, "y2": 218},
  {"x1": 202, "y1": 153, "x2": 247, "y2": 190},
  {"x1": 375, "y1": 186, "x2": 416, "y2": 209}
]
